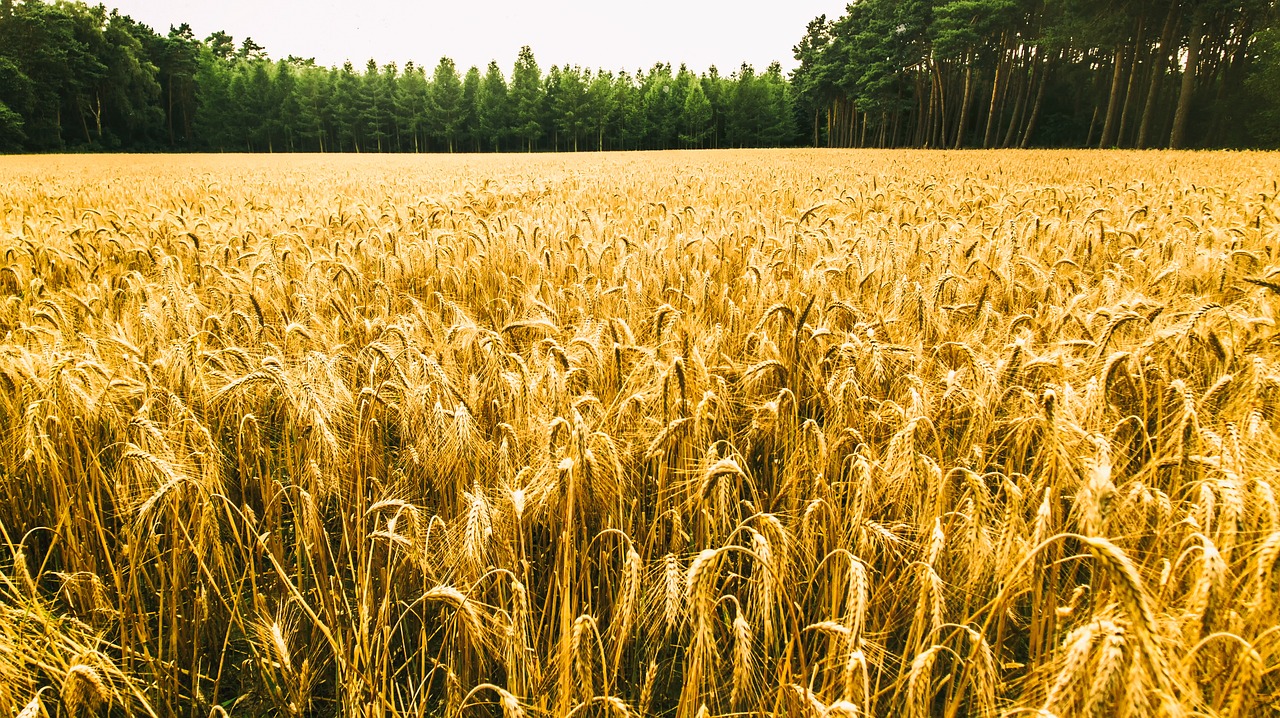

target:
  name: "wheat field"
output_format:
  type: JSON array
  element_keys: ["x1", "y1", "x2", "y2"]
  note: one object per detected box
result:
[{"x1": 1, "y1": 150, "x2": 1279, "y2": 717}]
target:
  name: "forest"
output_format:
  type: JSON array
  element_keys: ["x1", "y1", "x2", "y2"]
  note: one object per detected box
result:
[
  {"x1": 794, "y1": 0, "x2": 1280, "y2": 149},
  {"x1": 0, "y1": 0, "x2": 795, "y2": 153},
  {"x1": 0, "y1": 0, "x2": 1277, "y2": 152}
]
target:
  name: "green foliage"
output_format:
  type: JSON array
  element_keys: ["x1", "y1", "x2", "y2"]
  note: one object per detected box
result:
[
  {"x1": 550, "y1": 65, "x2": 590, "y2": 151},
  {"x1": 0, "y1": 99, "x2": 24, "y2": 150},
  {"x1": 0, "y1": 0, "x2": 810, "y2": 153},
  {"x1": 725, "y1": 64, "x2": 793, "y2": 147},
  {"x1": 427, "y1": 57, "x2": 463, "y2": 151},
  {"x1": 206, "y1": 30, "x2": 234, "y2": 59},
  {"x1": 360, "y1": 59, "x2": 393, "y2": 152},
  {"x1": 510, "y1": 46, "x2": 543, "y2": 151},
  {"x1": 680, "y1": 78, "x2": 713, "y2": 147},
  {"x1": 641, "y1": 64, "x2": 679, "y2": 149},
  {"x1": 461, "y1": 65, "x2": 481, "y2": 152},
  {"x1": 585, "y1": 69, "x2": 613, "y2": 151},
  {"x1": 478, "y1": 61, "x2": 510, "y2": 151},
  {"x1": 0, "y1": 55, "x2": 32, "y2": 150},
  {"x1": 612, "y1": 71, "x2": 645, "y2": 150}
]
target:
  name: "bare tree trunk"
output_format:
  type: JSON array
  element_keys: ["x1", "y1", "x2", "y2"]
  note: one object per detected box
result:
[
  {"x1": 983, "y1": 35, "x2": 1009, "y2": 147},
  {"x1": 1021, "y1": 51, "x2": 1051, "y2": 148},
  {"x1": 827, "y1": 100, "x2": 834, "y2": 147},
  {"x1": 843, "y1": 98, "x2": 850, "y2": 147},
  {"x1": 1100, "y1": 46, "x2": 1126, "y2": 147},
  {"x1": 1002, "y1": 55, "x2": 1031, "y2": 147},
  {"x1": 926, "y1": 70, "x2": 936, "y2": 147},
  {"x1": 833, "y1": 99, "x2": 840, "y2": 147},
  {"x1": 992, "y1": 46, "x2": 1018, "y2": 146},
  {"x1": 1170, "y1": 9, "x2": 1204, "y2": 149},
  {"x1": 1138, "y1": 0, "x2": 1180, "y2": 148},
  {"x1": 846, "y1": 98, "x2": 855, "y2": 147},
  {"x1": 1117, "y1": 16, "x2": 1147, "y2": 147},
  {"x1": 832, "y1": 99, "x2": 840, "y2": 147},
  {"x1": 954, "y1": 59, "x2": 973, "y2": 149},
  {"x1": 933, "y1": 60, "x2": 948, "y2": 148},
  {"x1": 841, "y1": 109, "x2": 850, "y2": 148},
  {"x1": 93, "y1": 94, "x2": 103, "y2": 142}
]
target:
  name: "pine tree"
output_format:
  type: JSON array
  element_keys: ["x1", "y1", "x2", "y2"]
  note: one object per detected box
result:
[
  {"x1": 510, "y1": 46, "x2": 543, "y2": 151},
  {"x1": 428, "y1": 56, "x2": 463, "y2": 151},
  {"x1": 478, "y1": 60, "x2": 509, "y2": 151},
  {"x1": 679, "y1": 77, "x2": 712, "y2": 148}
]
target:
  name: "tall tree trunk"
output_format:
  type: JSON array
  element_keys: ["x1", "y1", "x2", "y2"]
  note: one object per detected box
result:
[
  {"x1": 833, "y1": 98, "x2": 841, "y2": 147},
  {"x1": 1002, "y1": 55, "x2": 1031, "y2": 147},
  {"x1": 1170, "y1": 9, "x2": 1204, "y2": 149},
  {"x1": 992, "y1": 46, "x2": 1017, "y2": 146},
  {"x1": 1117, "y1": 15, "x2": 1147, "y2": 147},
  {"x1": 954, "y1": 60, "x2": 973, "y2": 149},
  {"x1": 1100, "y1": 46, "x2": 1127, "y2": 147},
  {"x1": 933, "y1": 60, "x2": 948, "y2": 148},
  {"x1": 851, "y1": 100, "x2": 857, "y2": 146},
  {"x1": 916, "y1": 70, "x2": 930, "y2": 146},
  {"x1": 1020, "y1": 51, "x2": 1052, "y2": 148},
  {"x1": 842, "y1": 98, "x2": 850, "y2": 147},
  {"x1": 832, "y1": 101, "x2": 839, "y2": 147},
  {"x1": 1138, "y1": 0, "x2": 1180, "y2": 148},
  {"x1": 829, "y1": 99, "x2": 839, "y2": 147},
  {"x1": 983, "y1": 35, "x2": 1009, "y2": 147},
  {"x1": 842, "y1": 98, "x2": 849, "y2": 147}
]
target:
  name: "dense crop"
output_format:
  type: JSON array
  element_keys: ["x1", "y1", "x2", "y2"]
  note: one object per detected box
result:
[{"x1": 1, "y1": 150, "x2": 1279, "y2": 717}]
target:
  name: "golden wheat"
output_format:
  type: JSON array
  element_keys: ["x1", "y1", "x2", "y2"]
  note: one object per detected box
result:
[{"x1": 0, "y1": 149, "x2": 1278, "y2": 716}]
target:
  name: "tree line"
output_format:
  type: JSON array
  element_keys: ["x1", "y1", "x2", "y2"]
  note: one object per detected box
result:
[
  {"x1": 791, "y1": 0, "x2": 1280, "y2": 149},
  {"x1": 0, "y1": 0, "x2": 795, "y2": 152},
  {"x1": 1, "y1": 0, "x2": 1277, "y2": 153}
]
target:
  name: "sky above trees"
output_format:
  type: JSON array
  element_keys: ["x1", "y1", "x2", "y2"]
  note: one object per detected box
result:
[{"x1": 103, "y1": 0, "x2": 849, "y2": 75}]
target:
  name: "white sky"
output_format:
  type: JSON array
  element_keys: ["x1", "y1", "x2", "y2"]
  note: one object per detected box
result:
[{"x1": 105, "y1": 0, "x2": 848, "y2": 76}]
